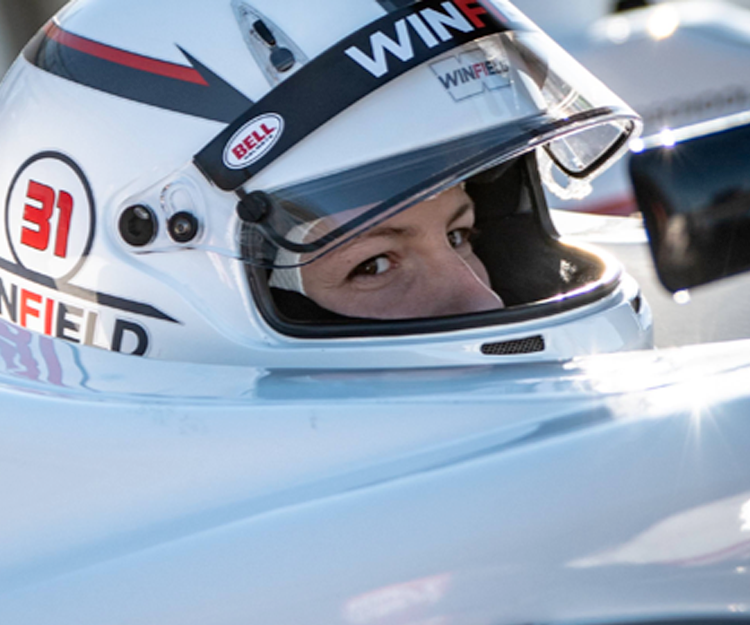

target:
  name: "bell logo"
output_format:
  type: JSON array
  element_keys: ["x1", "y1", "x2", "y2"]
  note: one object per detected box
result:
[
  {"x1": 223, "y1": 113, "x2": 284, "y2": 170},
  {"x1": 345, "y1": 0, "x2": 490, "y2": 78}
]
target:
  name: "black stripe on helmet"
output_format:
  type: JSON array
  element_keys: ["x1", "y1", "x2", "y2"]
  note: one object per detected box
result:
[{"x1": 24, "y1": 22, "x2": 253, "y2": 123}]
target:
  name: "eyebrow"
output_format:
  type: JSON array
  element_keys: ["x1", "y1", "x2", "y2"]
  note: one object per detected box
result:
[{"x1": 359, "y1": 201, "x2": 475, "y2": 241}]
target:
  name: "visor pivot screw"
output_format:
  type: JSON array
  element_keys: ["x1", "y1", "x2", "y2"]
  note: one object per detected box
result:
[
  {"x1": 252, "y1": 19, "x2": 295, "y2": 73},
  {"x1": 237, "y1": 191, "x2": 271, "y2": 223},
  {"x1": 119, "y1": 205, "x2": 157, "y2": 247},
  {"x1": 271, "y1": 48, "x2": 295, "y2": 73},
  {"x1": 168, "y1": 212, "x2": 199, "y2": 243}
]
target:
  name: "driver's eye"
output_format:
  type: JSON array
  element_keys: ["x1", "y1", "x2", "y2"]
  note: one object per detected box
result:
[
  {"x1": 349, "y1": 255, "x2": 392, "y2": 278},
  {"x1": 447, "y1": 227, "x2": 476, "y2": 249}
]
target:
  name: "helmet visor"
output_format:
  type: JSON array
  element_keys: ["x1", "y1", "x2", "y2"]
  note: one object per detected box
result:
[{"x1": 237, "y1": 25, "x2": 638, "y2": 268}]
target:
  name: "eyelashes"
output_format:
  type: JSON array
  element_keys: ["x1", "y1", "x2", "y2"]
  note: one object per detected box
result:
[
  {"x1": 346, "y1": 227, "x2": 481, "y2": 282},
  {"x1": 349, "y1": 255, "x2": 392, "y2": 279},
  {"x1": 447, "y1": 226, "x2": 480, "y2": 249}
]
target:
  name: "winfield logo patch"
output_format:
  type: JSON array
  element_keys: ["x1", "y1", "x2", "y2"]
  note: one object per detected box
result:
[
  {"x1": 224, "y1": 113, "x2": 284, "y2": 170},
  {"x1": 430, "y1": 49, "x2": 511, "y2": 101}
]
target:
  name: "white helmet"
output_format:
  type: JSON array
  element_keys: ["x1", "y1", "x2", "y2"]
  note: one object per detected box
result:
[{"x1": 0, "y1": 0, "x2": 651, "y2": 367}]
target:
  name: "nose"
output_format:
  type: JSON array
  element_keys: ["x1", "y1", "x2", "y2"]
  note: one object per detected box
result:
[{"x1": 422, "y1": 249, "x2": 504, "y2": 317}]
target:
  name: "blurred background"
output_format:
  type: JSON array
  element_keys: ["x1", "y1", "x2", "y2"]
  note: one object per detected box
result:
[
  {"x1": 0, "y1": 0, "x2": 65, "y2": 72},
  {"x1": 1, "y1": 0, "x2": 750, "y2": 347}
]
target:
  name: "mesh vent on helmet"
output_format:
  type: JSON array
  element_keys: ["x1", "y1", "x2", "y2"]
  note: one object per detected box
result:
[{"x1": 481, "y1": 335, "x2": 546, "y2": 356}]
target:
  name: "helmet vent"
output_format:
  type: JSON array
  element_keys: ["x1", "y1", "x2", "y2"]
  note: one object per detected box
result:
[{"x1": 481, "y1": 335, "x2": 546, "y2": 356}]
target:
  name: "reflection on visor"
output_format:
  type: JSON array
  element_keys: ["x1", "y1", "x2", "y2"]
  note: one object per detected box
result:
[
  {"x1": 241, "y1": 108, "x2": 636, "y2": 268},
  {"x1": 231, "y1": 25, "x2": 640, "y2": 269},
  {"x1": 545, "y1": 121, "x2": 632, "y2": 178}
]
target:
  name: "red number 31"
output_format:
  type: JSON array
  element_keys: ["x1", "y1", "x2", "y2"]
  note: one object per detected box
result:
[{"x1": 20, "y1": 179, "x2": 73, "y2": 259}]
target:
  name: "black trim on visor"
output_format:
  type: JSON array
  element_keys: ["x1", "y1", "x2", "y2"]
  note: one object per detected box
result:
[{"x1": 194, "y1": 0, "x2": 518, "y2": 191}]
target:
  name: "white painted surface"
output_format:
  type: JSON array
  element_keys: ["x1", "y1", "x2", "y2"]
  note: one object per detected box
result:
[{"x1": 0, "y1": 333, "x2": 750, "y2": 621}]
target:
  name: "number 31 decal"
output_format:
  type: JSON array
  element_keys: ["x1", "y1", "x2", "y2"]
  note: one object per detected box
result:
[
  {"x1": 21, "y1": 180, "x2": 74, "y2": 259},
  {"x1": 6, "y1": 153, "x2": 95, "y2": 282}
]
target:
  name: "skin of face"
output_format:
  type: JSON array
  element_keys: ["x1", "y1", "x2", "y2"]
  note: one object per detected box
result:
[{"x1": 299, "y1": 186, "x2": 505, "y2": 319}]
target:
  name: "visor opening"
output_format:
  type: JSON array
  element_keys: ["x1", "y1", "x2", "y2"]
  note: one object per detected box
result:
[{"x1": 245, "y1": 154, "x2": 621, "y2": 339}]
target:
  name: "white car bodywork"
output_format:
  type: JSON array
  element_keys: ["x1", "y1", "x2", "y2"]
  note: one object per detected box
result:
[{"x1": 1, "y1": 326, "x2": 750, "y2": 623}]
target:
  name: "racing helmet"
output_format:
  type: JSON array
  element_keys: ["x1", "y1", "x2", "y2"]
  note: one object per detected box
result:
[{"x1": 0, "y1": 0, "x2": 652, "y2": 367}]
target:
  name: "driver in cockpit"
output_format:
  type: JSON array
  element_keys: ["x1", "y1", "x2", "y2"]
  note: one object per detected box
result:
[{"x1": 269, "y1": 184, "x2": 505, "y2": 319}]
